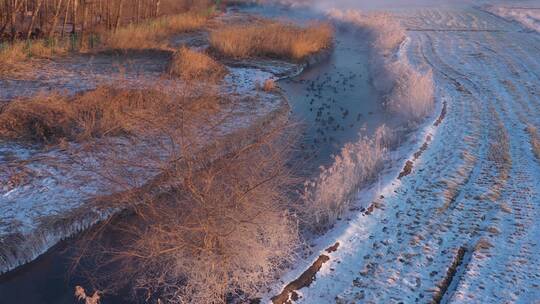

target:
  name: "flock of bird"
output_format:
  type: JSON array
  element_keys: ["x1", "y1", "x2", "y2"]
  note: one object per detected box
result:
[{"x1": 284, "y1": 63, "x2": 372, "y2": 163}]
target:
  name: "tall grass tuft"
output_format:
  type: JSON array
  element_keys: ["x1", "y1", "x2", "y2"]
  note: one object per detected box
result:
[
  {"x1": 0, "y1": 39, "x2": 69, "y2": 72},
  {"x1": 168, "y1": 47, "x2": 227, "y2": 82}
]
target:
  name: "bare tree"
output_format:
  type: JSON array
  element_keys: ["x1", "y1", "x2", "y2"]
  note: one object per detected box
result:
[
  {"x1": 26, "y1": 0, "x2": 43, "y2": 39},
  {"x1": 113, "y1": 0, "x2": 123, "y2": 32},
  {"x1": 47, "y1": 0, "x2": 64, "y2": 38},
  {"x1": 1, "y1": 0, "x2": 212, "y2": 42}
]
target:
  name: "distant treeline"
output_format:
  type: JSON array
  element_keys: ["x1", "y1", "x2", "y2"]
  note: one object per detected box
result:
[{"x1": 0, "y1": 0, "x2": 214, "y2": 41}]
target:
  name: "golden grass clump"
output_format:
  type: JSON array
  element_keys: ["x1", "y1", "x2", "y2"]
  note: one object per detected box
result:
[
  {"x1": 0, "y1": 42, "x2": 27, "y2": 65},
  {"x1": 210, "y1": 20, "x2": 333, "y2": 60},
  {"x1": 0, "y1": 40, "x2": 69, "y2": 71},
  {"x1": 168, "y1": 47, "x2": 227, "y2": 82},
  {"x1": 0, "y1": 86, "x2": 220, "y2": 144},
  {"x1": 103, "y1": 13, "x2": 208, "y2": 50}
]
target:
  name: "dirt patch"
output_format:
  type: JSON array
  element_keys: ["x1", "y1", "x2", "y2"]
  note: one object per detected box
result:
[
  {"x1": 431, "y1": 246, "x2": 467, "y2": 304},
  {"x1": 434, "y1": 101, "x2": 447, "y2": 127},
  {"x1": 399, "y1": 99, "x2": 447, "y2": 179},
  {"x1": 414, "y1": 135, "x2": 432, "y2": 160},
  {"x1": 398, "y1": 135, "x2": 431, "y2": 179},
  {"x1": 325, "y1": 242, "x2": 340, "y2": 253},
  {"x1": 398, "y1": 160, "x2": 414, "y2": 179},
  {"x1": 272, "y1": 254, "x2": 331, "y2": 304}
]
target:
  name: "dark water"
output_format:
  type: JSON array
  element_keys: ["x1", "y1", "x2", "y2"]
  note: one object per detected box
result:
[
  {"x1": 0, "y1": 239, "x2": 125, "y2": 304},
  {"x1": 279, "y1": 30, "x2": 390, "y2": 166}
]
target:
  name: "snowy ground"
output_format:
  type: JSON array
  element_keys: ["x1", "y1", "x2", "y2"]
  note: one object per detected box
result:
[
  {"x1": 270, "y1": 5, "x2": 540, "y2": 304},
  {"x1": 483, "y1": 4, "x2": 540, "y2": 33}
]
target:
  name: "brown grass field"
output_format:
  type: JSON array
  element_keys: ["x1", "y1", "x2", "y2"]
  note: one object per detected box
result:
[
  {"x1": 210, "y1": 19, "x2": 333, "y2": 60},
  {"x1": 103, "y1": 13, "x2": 208, "y2": 50},
  {"x1": 0, "y1": 86, "x2": 220, "y2": 144}
]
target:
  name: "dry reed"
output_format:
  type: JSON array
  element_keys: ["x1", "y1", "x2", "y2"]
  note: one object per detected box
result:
[{"x1": 210, "y1": 20, "x2": 333, "y2": 60}]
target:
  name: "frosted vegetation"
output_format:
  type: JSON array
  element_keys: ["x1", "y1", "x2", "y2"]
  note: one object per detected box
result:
[
  {"x1": 301, "y1": 125, "x2": 394, "y2": 231},
  {"x1": 329, "y1": 9, "x2": 434, "y2": 121},
  {"x1": 299, "y1": 8, "x2": 434, "y2": 233}
]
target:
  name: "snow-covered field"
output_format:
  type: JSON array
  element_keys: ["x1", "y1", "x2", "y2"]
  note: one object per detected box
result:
[
  {"x1": 484, "y1": 4, "x2": 540, "y2": 33},
  {"x1": 270, "y1": 5, "x2": 540, "y2": 304}
]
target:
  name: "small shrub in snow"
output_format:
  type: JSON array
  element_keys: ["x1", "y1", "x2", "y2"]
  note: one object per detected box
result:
[{"x1": 386, "y1": 64, "x2": 434, "y2": 120}]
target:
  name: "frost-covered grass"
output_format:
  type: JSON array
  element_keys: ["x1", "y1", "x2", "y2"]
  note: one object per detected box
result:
[
  {"x1": 384, "y1": 61, "x2": 435, "y2": 119},
  {"x1": 328, "y1": 9, "x2": 434, "y2": 122},
  {"x1": 301, "y1": 125, "x2": 394, "y2": 231},
  {"x1": 294, "y1": 9, "x2": 434, "y2": 232}
]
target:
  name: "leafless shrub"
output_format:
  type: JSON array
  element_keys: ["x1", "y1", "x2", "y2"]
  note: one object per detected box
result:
[
  {"x1": 168, "y1": 47, "x2": 227, "y2": 82},
  {"x1": 385, "y1": 63, "x2": 434, "y2": 119},
  {"x1": 73, "y1": 122, "x2": 299, "y2": 304},
  {"x1": 475, "y1": 238, "x2": 493, "y2": 251},
  {"x1": 500, "y1": 202, "x2": 512, "y2": 213},
  {"x1": 209, "y1": 19, "x2": 333, "y2": 60},
  {"x1": 75, "y1": 286, "x2": 101, "y2": 304},
  {"x1": 263, "y1": 79, "x2": 277, "y2": 92},
  {"x1": 487, "y1": 226, "x2": 501, "y2": 235},
  {"x1": 256, "y1": 78, "x2": 277, "y2": 92}
]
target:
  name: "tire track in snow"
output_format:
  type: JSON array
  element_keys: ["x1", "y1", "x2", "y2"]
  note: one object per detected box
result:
[{"x1": 444, "y1": 28, "x2": 540, "y2": 303}]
